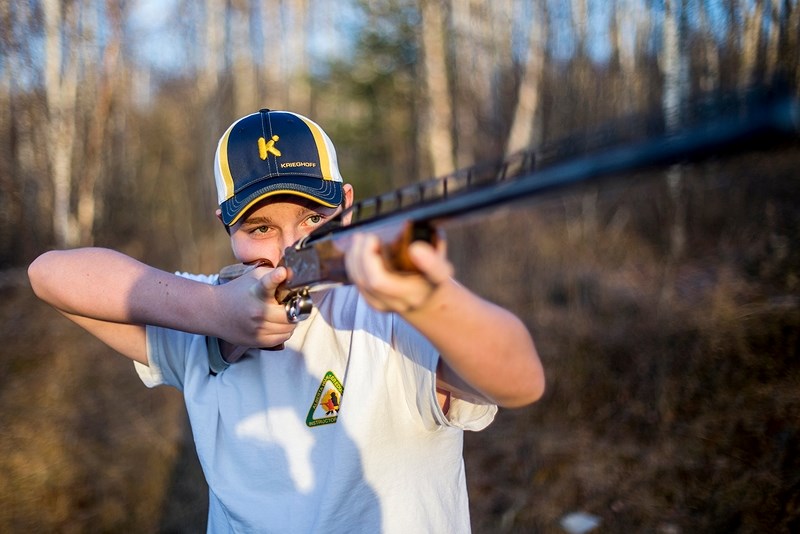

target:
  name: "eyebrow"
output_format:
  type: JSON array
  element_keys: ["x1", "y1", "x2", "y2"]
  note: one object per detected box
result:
[
  {"x1": 241, "y1": 215, "x2": 274, "y2": 226},
  {"x1": 241, "y1": 205, "x2": 332, "y2": 227}
]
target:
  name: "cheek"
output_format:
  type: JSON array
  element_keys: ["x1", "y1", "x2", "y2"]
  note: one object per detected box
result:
[
  {"x1": 229, "y1": 237, "x2": 246, "y2": 261},
  {"x1": 230, "y1": 235, "x2": 277, "y2": 264}
]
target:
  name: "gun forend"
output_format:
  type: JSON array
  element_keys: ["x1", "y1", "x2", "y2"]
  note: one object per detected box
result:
[{"x1": 282, "y1": 219, "x2": 439, "y2": 293}]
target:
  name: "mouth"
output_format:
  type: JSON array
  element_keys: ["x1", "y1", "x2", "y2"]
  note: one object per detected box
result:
[
  {"x1": 218, "y1": 258, "x2": 276, "y2": 284},
  {"x1": 246, "y1": 258, "x2": 275, "y2": 268}
]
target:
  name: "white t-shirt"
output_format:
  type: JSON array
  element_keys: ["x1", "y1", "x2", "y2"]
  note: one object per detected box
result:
[{"x1": 135, "y1": 277, "x2": 497, "y2": 533}]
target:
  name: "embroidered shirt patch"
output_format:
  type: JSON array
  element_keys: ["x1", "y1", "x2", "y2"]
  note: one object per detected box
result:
[{"x1": 306, "y1": 371, "x2": 343, "y2": 427}]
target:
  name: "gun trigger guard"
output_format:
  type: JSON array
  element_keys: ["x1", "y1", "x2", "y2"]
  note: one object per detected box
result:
[{"x1": 284, "y1": 288, "x2": 313, "y2": 323}]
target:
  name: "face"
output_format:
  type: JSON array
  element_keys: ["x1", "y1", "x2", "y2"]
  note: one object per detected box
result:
[{"x1": 225, "y1": 184, "x2": 353, "y2": 266}]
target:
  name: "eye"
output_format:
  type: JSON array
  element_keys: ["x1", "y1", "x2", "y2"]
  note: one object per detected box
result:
[
  {"x1": 308, "y1": 214, "x2": 323, "y2": 225},
  {"x1": 251, "y1": 225, "x2": 270, "y2": 235}
]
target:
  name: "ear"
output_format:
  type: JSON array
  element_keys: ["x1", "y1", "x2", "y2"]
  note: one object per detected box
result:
[
  {"x1": 215, "y1": 208, "x2": 231, "y2": 235},
  {"x1": 341, "y1": 184, "x2": 355, "y2": 225},
  {"x1": 342, "y1": 183, "x2": 354, "y2": 209}
]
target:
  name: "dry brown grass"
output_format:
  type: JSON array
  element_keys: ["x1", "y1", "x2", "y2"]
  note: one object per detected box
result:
[
  {"x1": 455, "y1": 146, "x2": 800, "y2": 532},
  {"x1": 1, "y1": 145, "x2": 798, "y2": 532},
  {"x1": 0, "y1": 275, "x2": 190, "y2": 532}
]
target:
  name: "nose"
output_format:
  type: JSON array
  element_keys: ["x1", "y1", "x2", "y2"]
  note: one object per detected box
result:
[{"x1": 278, "y1": 228, "x2": 301, "y2": 258}]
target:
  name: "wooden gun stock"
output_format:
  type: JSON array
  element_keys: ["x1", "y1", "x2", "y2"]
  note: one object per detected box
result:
[
  {"x1": 282, "y1": 220, "x2": 438, "y2": 291},
  {"x1": 218, "y1": 220, "x2": 439, "y2": 314}
]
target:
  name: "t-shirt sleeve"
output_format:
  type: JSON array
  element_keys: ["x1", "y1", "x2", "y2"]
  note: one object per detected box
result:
[
  {"x1": 390, "y1": 314, "x2": 497, "y2": 432},
  {"x1": 134, "y1": 271, "x2": 218, "y2": 390},
  {"x1": 135, "y1": 324, "x2": 195, "y2": 390}
]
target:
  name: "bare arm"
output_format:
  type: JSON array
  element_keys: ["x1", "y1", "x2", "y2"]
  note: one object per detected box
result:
[
  {"x1": 28, "y1": 248, "x2": 295, "y2": 364},
  {"x1": 345, "y1": 234, "x2": 545, "y2": 408}
]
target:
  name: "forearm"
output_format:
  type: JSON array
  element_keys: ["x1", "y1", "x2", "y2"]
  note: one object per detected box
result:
[
  {"x1": 403, "y1": 279, "x2": 545, "y2": 408},
  {"x1": 28, "y1": 248, "x2": 222, "y2": 336},
  {"x1": 29, "y1": 247, "x2": 295, "y2": 350},
  {"x1": 57, "y1": 309, "x2": 149, "y2": 364}
]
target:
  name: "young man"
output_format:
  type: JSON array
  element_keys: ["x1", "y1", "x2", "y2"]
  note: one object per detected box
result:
[{"x1": 28, "y1": 109, "x2": 544, "y2": 532}]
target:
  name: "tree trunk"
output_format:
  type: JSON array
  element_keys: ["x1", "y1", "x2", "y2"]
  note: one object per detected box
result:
[
  {"x1": 505, "y1": 0, "x2": 547, "y2": 155},
  {"x1": 232, "y1": 0, "x2": 258, "y2": 116},
  {"x1": 43, "y1": 0, "x2": 81, "y2": 248},
  {"x1": 286, "y1": 0, "x2": 311, "y2": 113},
  {"x1": 698, "y1": 0, "x2": 721, "y2": 93},
  {"x1": 200, "y1": 0, "x2": 225, "y2": 103},
  {"x1": 0, "y1": 0, "x2": 14, "y2": 260},
  {"x1": 452, "y1": 0, "x2": 503, "y2": 163},
  {"x1": 740, "y1": 0, "x2": 765, "y2": 88},
  {"x1": 6, "y1": 0, "x2": 43, "y2": 256},
  {"x1": 789, "y1": 0, "x2": 800, "y2": 88},
  {"x1": 260, "y1": 0, "x2": 287, "y2": 110},
  {"x1": 613, "y1": 0, "x2": 645, "y2": 104},
  {"x1": 571, "y1": 0, "x2": 589, "y2": 58},
  {"x1": 420, "y1": 0, "x2": 455, "y2": 177},
  {"x1": 661, "y1": 0, "x2": 690, "y2": 279},
  {"x1": 78, "y1": 0, "x2": 124, "y2": 246},
  {"x1": 450, "y1": 1, "x2": 478, "y2": 166}
]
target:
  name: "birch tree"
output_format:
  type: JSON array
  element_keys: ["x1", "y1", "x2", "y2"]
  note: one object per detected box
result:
[
  {"x1": 571, "y1": 0, "x2": 589, "y2": 58},
  {"x1": 286, "y1": 0, "x2": 311, "y2": 113},
  {"x1": 505, "y1": 0, "x2": 548, "y2": 155},
  {"x1": 661, "y1": 0, "x2": 690, "y2": 264},
  {"x1": 697, "y1": 0, "x2": 721, "y2": 92},
  {"x1": 611, "y1": 0, "x2": 652, "y2": 105},
  {"x1": 200, "y1": 0, "x2": 225, "y2": 104},
  {"x1": 260, "y1": 0, "x2": 287, "y2": 110},
  {"x1": 420, "y1": 0, "x2": 455, "y2": 176},
  {"x1": 43, "y1": 0, "x2": 81, "y2": 247},
  {"x1": 77, "y1": 0, "x2": 123, "y2": 245},
  {"x1": 764, "y1": 0, "x2": 782, "y2": 83},
  {"x1": 789, "y1": 0, "x2": 800, "y2": 87},
  {"x1": 740, "y1": 0, "x2": 766, "y2": 88},
  {"x1": 451, "y1": 0, "x2": 516, "y2": 162},
  {"x1": 0, "y1": 0, "x2": 16, "y2": 259},
  {"x1": 763, "y1": 0, "x2": 799, "y2": 86},
  {"x1": 450, "y1": 1, "x2": 481, "y2": 165},
  {"x1": 232, "y1": 0, "x2": 258, "y2": 117}
]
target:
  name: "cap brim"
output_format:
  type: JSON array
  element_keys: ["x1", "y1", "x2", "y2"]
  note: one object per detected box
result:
[{"x1": 220, "y1": 176, "x2": 343, "y2": 226}]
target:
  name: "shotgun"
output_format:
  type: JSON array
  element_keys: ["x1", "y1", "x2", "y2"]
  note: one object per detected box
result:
[{"x1": 208, "y1": 89, "x2": 799, "y2": 371}]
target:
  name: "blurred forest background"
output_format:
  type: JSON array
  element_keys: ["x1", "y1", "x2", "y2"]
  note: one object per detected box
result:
[{"x1": 1, "y1": 0, "x2": 799, "y2": 532}]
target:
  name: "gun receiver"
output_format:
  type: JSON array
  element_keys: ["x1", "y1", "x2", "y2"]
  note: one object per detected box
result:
[{"x1": 280, "y1": 219, "x2": 440, "y2": 321}]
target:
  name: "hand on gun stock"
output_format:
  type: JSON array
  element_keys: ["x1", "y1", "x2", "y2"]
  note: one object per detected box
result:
[
  {"x1": 346, "y1": 232, "x2": 452, "y2": 314},
  {"x1": 214, "y1": 259, "x2": 297, "y2": 362}
]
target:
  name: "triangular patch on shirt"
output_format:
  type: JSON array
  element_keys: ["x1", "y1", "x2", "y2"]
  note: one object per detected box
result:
[{"x1": 306, "y1": 371, "x2": 344, "y2": 427}]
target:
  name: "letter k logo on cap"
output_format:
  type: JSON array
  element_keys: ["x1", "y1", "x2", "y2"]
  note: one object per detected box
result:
[{"x1": 258, "y1": 135, "x2": 281, "y2": 160}]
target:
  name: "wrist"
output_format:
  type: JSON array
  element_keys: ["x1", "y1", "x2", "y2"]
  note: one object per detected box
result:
[{"x1": 401, "y1": 277, "x2": 455, "y2": 318}]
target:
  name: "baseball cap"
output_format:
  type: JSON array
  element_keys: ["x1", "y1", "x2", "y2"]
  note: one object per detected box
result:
[{"x1": 215, "y1": 109, "x2": 344, "y2": 226}]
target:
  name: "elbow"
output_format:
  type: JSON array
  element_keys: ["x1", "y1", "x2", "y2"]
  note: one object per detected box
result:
[
  {"x1": 28, "y1": 250, "x2": 60, "y2": 304},
  {"x1": 500, "y1": 320, "x2": 546, "y2": 408},
  {"x1": 496, "y1": 350, "x2": 546, "y2": 409},
  {"x1": 500, "y1": 371, "x2": 545, "y2": 409},
  {"x1": 28, "y1": 253, "x2": 49, "y2": 300},
  {"x1": 526, "y1": 372, "x2": 547, "y2": 406}
]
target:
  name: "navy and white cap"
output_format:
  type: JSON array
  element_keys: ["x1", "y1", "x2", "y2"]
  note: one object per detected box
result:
[{"x1": 215, "y1": 109, "x2": 344, "y2": 226}]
